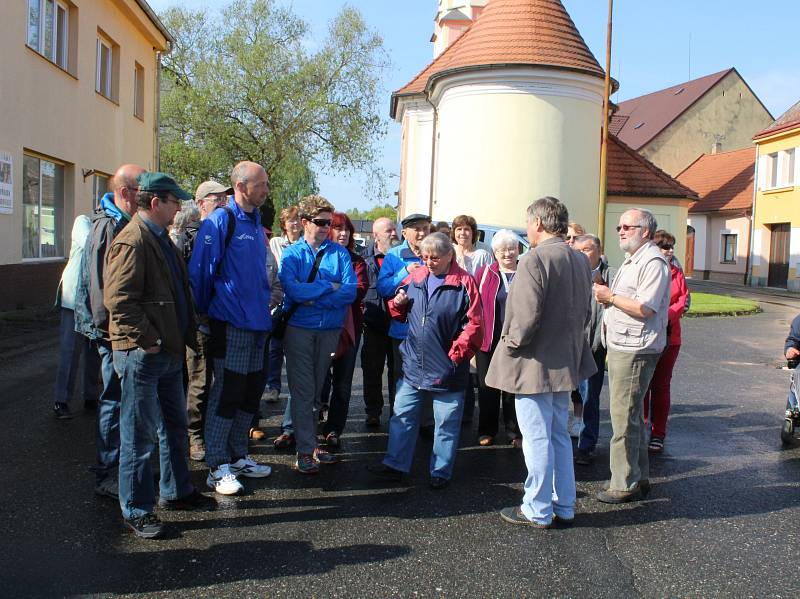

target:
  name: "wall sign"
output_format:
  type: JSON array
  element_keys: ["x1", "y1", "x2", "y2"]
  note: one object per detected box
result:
[{"x1": 0, "y1": 152, "x2": 12, "y2": 214}]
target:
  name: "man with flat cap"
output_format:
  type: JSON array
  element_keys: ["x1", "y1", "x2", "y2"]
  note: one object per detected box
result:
[
  {"x1": 377, "y1": 213, "x2": 431, "y2": 406},
  {"x1": 104, "y1": 172, "x2": 212, "y2": 539}
]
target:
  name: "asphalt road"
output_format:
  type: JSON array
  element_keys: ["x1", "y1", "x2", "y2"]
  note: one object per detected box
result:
[{"x1": 1, "y1": 294, "x2": 799, "y2": 598}]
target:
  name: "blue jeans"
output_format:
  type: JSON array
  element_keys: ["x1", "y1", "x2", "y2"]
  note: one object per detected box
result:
[
  {"x1": 54, "y1": 308, "x2": 101, "y2": 406},
  {"x1": 788, "y1": 363, "x2": 800, "y2": 411},
  {"x1": 114, "y1": 349, "x2": 192, "y2": 520},
  {"x1": 266, "y1": 335, "x2": 284, "y2": 393},
  {"x1": 383, "y1": 380, "x2": 465, "y2": 480},
  {"x1": 515, "y1": 391, "x2": 575, "y2": 525},
  {"x1": 94, "y1": 340, "x2": 121, "y2": 481},
  {"x1": 578, "y1": 347, "x2": 607, "y2": 452}
]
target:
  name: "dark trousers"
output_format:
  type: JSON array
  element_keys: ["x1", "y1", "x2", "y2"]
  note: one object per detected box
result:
[
  {"x1": 578, "y1": 346, "x2": 607, "y2": 451},
  {"x1": 361, "y1": 326, "x2": 395, "y2": 417},
  {"x1": 322, "y1": 331, "x2": 362, "y2": 435},
  {"x1": 186, "y1": 328, "x2": 212, "y2": 444},
  {"x1": 54, "y1": 308, "x2": 101, "y2": 406},
  {"x1": 476, "y1": 346, "x2": 519, "y2": 438}
]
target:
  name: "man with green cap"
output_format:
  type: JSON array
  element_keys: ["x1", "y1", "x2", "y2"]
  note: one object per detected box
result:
[{"x1": 104, "y1": 172, "x2": 213, "y2": 539}]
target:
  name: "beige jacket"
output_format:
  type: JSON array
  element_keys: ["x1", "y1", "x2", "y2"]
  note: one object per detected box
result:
[{"x1": 485, "y1": 237, "x2": 597, "y2": 395}]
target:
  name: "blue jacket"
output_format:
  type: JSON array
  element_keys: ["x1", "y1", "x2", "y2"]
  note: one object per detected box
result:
[
  {"x1": 279, "y1": 238, "x2": 357, "y2": 330},
  {"x1": 390, "y1": 261, "x2": 483, "y2": 392},
  {"x1": 785, "y1": 314, "x2": 800, "y2": 355},
  {"x1": 377, "y1": 240, "x2": 423, "y2": 339},
  {"x1": 189, "y1": 198, "x2": 271, "y2": 332},
  {"x1": 361, "y1": 240, "x2": 391, "y2": 332}
]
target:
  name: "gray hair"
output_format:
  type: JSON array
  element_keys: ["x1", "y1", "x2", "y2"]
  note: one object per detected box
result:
[
  {"x1": 526, "y1": 196, "x2": 568, "y2": 236},
  {"x1": 490, "y1": 229, "x2": 519, "y2": 252},
  {"x1": 171, "y1": 201, "x2": 200, "y2": 233},
  {"x1": 628, "y1": 208, "x2": 658, "y2": 240},
  {"x1": 573, "y1": 233, "x2": 602, "y2": 251},
  {"x1": 419, "y1": 232, "x2": 454, "y2": 257}
]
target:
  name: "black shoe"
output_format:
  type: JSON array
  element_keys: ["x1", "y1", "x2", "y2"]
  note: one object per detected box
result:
[
  {"x1": 429, "y1": 476, "x2": 449, "y2": 490},
  {"x1": 158, "y1": 489, "x2": 216, "y2": 511},
  {"x1": 639, "y1": 479, "x2": 651, "y2": 498},
  {"x1": 365, "y1": 415, "x2": 381, "y2": 428},
  {"x1": 499, "y1": 506, "x2": 552, "y2": 528},
  {"x1": 124, "y1": 513, "x2": 164, "y2": 539},
  {"x1": 83, "y1": 399, "x2": 98, "y2": 411},
  {"x1": 553, "y1": 513, "x2": 575, "y2": 527},
  {"x1": 574, "y1": 448, "x2": 594, "y2": 465},
  {"x1": 53, "y1": 403, "x2": 73, "y2": 420},
  {"x1": 367, "y1": 462, "x2": 404, "y2": 482}
]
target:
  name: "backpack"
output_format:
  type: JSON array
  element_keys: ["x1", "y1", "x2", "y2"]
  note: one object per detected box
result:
[{"x1": 183, "y1": 204, "x2": 237, "y2": 267}]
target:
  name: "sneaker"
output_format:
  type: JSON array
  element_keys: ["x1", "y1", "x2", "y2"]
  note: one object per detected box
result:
[
  {"x1": 158, "y1": 489, "x2": 216, "y2": 511},
  {"x1": 95, "y1": 475, "x2": 119, "y2": 499},
  {"x1": 294, "y1": 453, "x2": 320, "y2": 474},
  {"x1": 313, "y1": 446, "x2": 338, "y2": 465},
  {"x1": 568, "y1": 416, "x2": 582, "y2": 439},
  {"x1": 189, "y1": 442, "x2": 206, "y2": 462},
  {"x1": 206, "y1": 464, "x2": 244, "y2": 495},
  {"x1": 499, "y1": 506, "x2": 552, "y2": 528},
  {"x1": 263, "y1": 388, "x2": 280, "y2": 403},
  {"x1": 230, "y1": 456, "x2": 272, "y2": 478},
  {"x1": 53, "y1": 403, "x2": 73, "y2": 420},
  {"x1": 125, "y1": 513, "x2": 164, "y2": 539}
]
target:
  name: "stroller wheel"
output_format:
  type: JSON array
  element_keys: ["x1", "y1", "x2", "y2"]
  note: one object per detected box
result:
[{"x1": 781, "y1": 418, "x2": 795, "y2": 446}]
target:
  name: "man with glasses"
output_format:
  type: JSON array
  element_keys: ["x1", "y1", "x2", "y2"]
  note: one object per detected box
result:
[
  {"x1": 190, "y1": 162, "x2": 274, "y2": 495},
  {"x1": 279, "y1": 195, "x2": 356, "y2": 474},
  {"x1": 104, "y1": 172, "x2": 212, "y2": 538},
  {"x1": 184, "y1": 181, "x2": 233, "y2": 461},
  {"x1": 593, "y1": 208, "x2": 670, "y2": 503}
]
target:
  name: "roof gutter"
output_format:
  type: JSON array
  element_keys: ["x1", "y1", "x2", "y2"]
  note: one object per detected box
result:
[
  {"x1": 135, "y1": 0, "x2": 175, "y2": 46},
  {"x1": 745, "y1": 143, "x2": 760, "y2": 286}
]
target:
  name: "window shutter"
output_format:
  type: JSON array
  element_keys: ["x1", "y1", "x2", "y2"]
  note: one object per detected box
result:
[{"x1": 757, "y1": 154, "x2": 768, "y2": 190}]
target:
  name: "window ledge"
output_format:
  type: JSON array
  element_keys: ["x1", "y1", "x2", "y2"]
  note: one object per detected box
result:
[
  {"x1": 25, "y1": 45, "x2": 78, "y2": 80},
  {"x1": 95, "y1": 90, "x2": 119, "y2": 106},
  {"x1": 720, "y1": 261, "x2": 737, "y2": 265},
  {"x1": 21, "y1": 257, "x2": 66, "y2": 263},
  {"x1": 762, "y1": 185, "x2": 796, "y2": 195}
]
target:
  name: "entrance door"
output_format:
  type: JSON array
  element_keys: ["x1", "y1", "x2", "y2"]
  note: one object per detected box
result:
[
  {"x1": 768, "y1": 223, "x2": 790, "y2": 288},
  {"x1": 685, "y1": 225, "x2": 695, "y2": 277}
]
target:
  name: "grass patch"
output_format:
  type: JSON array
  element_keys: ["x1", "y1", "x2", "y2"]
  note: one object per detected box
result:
[{"x1": 686, "y1": 292, "x2": 761, "y2": 317}]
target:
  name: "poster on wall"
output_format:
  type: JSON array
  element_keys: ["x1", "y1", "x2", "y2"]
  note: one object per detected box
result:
[{"x1": 0, "y1": 152, "x2": 12, "y2": 214}]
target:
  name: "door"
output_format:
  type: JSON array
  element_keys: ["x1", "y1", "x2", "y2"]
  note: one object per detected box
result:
[
  {"x1": 685, "y1": 225, "x2": 695, "y2": 277},
  {"x1": 768, "y1": 223, "x2": 790, "y2": 288}
]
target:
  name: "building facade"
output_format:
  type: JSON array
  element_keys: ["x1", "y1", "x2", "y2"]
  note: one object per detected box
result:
[
  {"x1": 750, "y1": 101, "x2": 800, "y2": 290},
  {"x1": 0, "y1": 0, "x2": 171, "y2": 310}
]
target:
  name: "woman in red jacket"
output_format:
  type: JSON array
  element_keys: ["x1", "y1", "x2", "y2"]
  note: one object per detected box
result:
[
  {"x1": 644, "y1": 230, "x2": 689, "y2": 453},
  {"x1": 475, "y1": 229, "x2": 522, "y2": 448}
]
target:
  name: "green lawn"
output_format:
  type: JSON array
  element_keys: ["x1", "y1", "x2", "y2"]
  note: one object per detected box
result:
[{"x1": 686, "y1": 292, "x2": 760, "y2": 316}]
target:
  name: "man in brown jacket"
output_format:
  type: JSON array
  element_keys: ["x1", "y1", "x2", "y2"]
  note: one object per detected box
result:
[
  {"x1": 487, "y1": 197, "x2": 596, "y2": 529},
  {"x1": 104, "y1": 172, "x2": 210, "y2": 539}
]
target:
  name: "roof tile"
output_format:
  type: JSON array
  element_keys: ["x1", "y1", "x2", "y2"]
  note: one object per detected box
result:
[
  {"x1": 754, "y1": 99, "x2": 800, "y2": 140},
  {"x1": 607, "y1": 135, "x2": 698, "y2": 199},
  {"x1": 676, "y1": 147, "x2": 755, "y2": 213}
]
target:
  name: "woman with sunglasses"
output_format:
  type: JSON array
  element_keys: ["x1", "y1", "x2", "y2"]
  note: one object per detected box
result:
[{"x1": 643, "y1": 230, "x2": 689, "y2": 454}]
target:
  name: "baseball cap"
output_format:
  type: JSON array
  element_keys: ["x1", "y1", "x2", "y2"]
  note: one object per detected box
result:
[
  {"x1": 194, "y1": 180, "x2": 233, "y2": 202},
  {"x1": 137, "y1": 172, "x2": 192, "y2": 201},
  {"x1": 400, "y1": 213, "x2": 432, "y2": 228}
]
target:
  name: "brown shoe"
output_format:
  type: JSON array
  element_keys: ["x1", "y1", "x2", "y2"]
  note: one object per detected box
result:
[
  {"x1": 596, "y1": 487, "x2": 643, "y2": 504},
  {"x1": 510, "y1": 437, "x2": 523, "y2": 449},
  {"x1": 478, "y1": 435, "x2": 494, "y2": 446},
  {"x1": 249, "y1": 428, "x2": 266, "y2": 441}
]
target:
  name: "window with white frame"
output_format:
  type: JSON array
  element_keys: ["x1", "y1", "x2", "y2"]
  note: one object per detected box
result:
[
  {"x1": 721, "y1": 233, "x2": 737, "y2": 264},
  {"x1": 96, "y1": 35, "x2": 113, "y2": 99},
  {"x1": 22, "y1": 154, "x2": 65, "y2": 259},
  {"x1": 764, "y1": 148, "x2": 797, "y2": 189},
  {"x1": 27, "y1": 0, "x2": 70, "y2": 70},
  {"x1": 92, "y1": 173, "x2": 110, "y2": 208}
]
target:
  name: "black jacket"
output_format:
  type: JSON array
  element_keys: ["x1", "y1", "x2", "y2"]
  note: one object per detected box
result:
[{"x1": 362, "y1": 241, "x2": 391, "y2": 332}]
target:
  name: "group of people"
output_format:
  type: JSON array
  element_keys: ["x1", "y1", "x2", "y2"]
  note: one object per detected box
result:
[{"x1": 52, "y1": 158, "x2": 688, "y2": 538}]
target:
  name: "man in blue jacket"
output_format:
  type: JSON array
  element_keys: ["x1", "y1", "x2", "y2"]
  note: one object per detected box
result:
[
  {"x1": 280, "y1": 195, "x2": 357, "y2": 474},
  {"x1": 189, "y1": 161, "x2": 273, "y2": 495}
]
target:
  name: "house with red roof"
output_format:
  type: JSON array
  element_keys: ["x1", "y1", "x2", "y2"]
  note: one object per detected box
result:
[
  {"x1": 677, "y1": 147, "x2": 756, "y2": 283},
  {"x1": 612, "y1": 68, "x2": 773, "y2": 177}
]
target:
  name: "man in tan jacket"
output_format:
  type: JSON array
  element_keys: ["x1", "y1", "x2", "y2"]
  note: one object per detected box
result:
[{"x1": 487, "y1": 197, "x2": 596, "y2": 528}]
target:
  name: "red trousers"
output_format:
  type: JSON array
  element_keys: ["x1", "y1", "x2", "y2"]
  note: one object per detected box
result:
[{"x1": 643, "y1": 344, "x2": 681, "y2": 439}]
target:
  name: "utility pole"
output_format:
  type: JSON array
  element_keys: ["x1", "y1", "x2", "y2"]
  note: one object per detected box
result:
[{"x1": 597, "y1": 0, "x2": 613, "y2": 246}]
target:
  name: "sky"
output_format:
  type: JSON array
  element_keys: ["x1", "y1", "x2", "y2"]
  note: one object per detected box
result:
[{"x1": 147, "y1": 0, "x2": 800, "y2": 212}]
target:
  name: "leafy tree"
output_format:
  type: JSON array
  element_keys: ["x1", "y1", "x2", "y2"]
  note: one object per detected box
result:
[
  {"x1": 157, "y1": 0, "x2": 390, "y2": 228},
  {"x1": 345, "y1": 204, "x2": 397, "y2": 223}
]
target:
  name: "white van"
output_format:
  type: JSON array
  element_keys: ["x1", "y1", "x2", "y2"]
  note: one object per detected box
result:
[{"x1": 476, "y1": 225, "x2": 530, "y2": 255}]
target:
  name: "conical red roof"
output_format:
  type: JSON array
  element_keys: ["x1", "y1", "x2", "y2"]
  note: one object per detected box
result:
[{"x1": 393, "y1": 0, "x2": 605, "y2": 113}]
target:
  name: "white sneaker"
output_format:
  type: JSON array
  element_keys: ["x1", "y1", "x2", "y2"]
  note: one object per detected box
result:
[
  {"x1": 207, "y1": 464, "x2": 244, "y2": 495},
  {"x1": 568, "y1": 416, "x2": 583, "y2": 439},
  {"x1": 230, "y1": 456, "x2": 272, "y2": 478},
  {"x1": 263, "y1": 388, "x2": 280, "y2": 403}
]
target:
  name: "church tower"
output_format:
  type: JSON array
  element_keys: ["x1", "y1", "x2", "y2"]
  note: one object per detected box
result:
[{"x1": 432, "y1": 1, "x2": 488, "y2": 58}]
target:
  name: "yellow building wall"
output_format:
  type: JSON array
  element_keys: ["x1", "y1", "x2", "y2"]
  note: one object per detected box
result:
[
  {"x1": 604, "y1": 197, "x2": 690, "y2": 269},
  {"x1": 430, "y1": 71, "x2": 603, "y2": 233},
  {"x1": 641, "y1": 71, "x2": 774, "y2": 177},
  {"x1": 751, "y1": 128, "x2": 800, "y2": 286},
  {"x1": 0, "y1": 0, "x2": 167, "y2": 266}
]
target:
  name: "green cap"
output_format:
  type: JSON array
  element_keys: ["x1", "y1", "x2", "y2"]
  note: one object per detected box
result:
[{"x1": 136, "y1": 172, "x2": 193, "y2": 201}]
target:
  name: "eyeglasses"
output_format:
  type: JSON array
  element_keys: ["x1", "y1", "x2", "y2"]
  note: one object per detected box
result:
[
  {"x1": 565, "y1": 235, "x2": 575, "y2": 241},
  {"x1": 160, "y1": 195, "x2": 181, "y2": 207},
  {"x1": 616, "y1": 224, "x2": 642, "y2": 232},
  {"x1": 310, "y1": 218, "x2": 331, "y2": 227}
]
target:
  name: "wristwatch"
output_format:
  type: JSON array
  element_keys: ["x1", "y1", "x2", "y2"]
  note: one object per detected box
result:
[{"x1": 155, "y1": 338, "x2": 162, "y2": 346}]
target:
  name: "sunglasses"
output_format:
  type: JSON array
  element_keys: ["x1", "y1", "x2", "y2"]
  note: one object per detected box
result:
[
  {"x1": 310, "y1": 218, "x2": 331, "y2": 227},
  {"x1": 616, "y1": 224, "x2": 642, "y2": 232}
]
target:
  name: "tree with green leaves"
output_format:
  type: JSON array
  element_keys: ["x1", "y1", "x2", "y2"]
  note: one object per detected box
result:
[
  {"x1": 345, "y1": 204, "x2": 397, "y2": 223},
  {"x1": 158, "y1": 0, "x2": 390, "y2": 228}
]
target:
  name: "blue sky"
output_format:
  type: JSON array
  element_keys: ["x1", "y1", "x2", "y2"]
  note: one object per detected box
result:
[{"x1": 148, "y1": 0, "x2": 800, "y2": 212}]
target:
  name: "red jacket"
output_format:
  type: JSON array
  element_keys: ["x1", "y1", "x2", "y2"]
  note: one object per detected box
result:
[
  {"x1": 388, "y1": 260, "x2": 483, "y2": 391},
  {"x1": 667, "y1": 260, "x2": 689, "y2": 346}
]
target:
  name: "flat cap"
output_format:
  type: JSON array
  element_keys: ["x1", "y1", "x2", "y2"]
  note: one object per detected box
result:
[{"x1": 400, "y1": 213, "x2": 431, "y2": 228}]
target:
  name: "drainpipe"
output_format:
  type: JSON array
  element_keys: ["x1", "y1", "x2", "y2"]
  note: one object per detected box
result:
[
  {"x1": 745, "y1": 144, "x2": 760, "y2": 286},
  {"x1": 423, "y1": 90, "x2": 439, "y2": 219}
]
